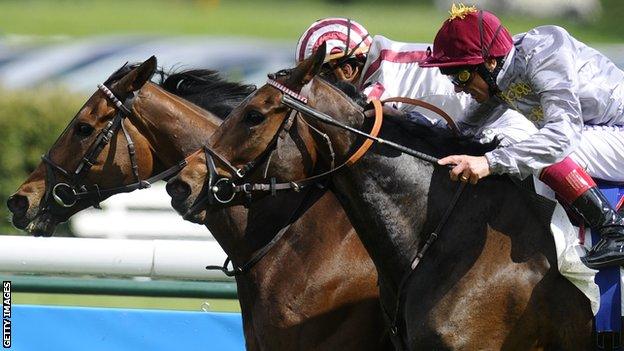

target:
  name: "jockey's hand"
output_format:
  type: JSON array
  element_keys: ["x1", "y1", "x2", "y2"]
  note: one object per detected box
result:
[
  {"x1": 438, "y1": 155, "x2": 491, "y2": 185},
  {"x1": 364, "y1": 105, "x2": 404, "y2": 119}
]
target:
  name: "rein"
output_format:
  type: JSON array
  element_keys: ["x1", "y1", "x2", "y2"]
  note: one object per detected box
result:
[
  {"x1": 40, "y1": 83, "x2": 188, "y2": 213},
  {"x1": 201, "y1": 94, "x2": 445, "y2": 206},
  {"x1": 200, "y1": 79, "x2": 384, "y2": 277}
]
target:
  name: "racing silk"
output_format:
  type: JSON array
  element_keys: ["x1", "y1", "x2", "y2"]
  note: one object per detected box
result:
[
  {"x1": 358, "y1": 35, "x2": 535, "y2": 145},
  {"x1": 358, "y1": 35, "x2": 474, "y2": 122},
  {"x1": 485, "y1": 25, "x2": 624, "y2": 179}
]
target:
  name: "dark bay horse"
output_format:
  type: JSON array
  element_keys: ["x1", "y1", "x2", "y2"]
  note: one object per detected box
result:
[
  {"x1": 6, "y1": 57, "x2": 389, "y2": 350},
  {"x1": 167, "y1": 44, "x2": 594, "y2": 350}
]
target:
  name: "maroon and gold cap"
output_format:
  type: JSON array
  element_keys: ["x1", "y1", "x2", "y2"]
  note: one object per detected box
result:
[{"x1": 420, "y1": 4, "x2": 513, "y2": 68}]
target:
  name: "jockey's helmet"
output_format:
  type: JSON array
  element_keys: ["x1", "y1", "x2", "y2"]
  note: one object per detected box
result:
[
  {"x1": 295, "y1": 17, "x2": 372, "y2": 64},
  {"x1": 420, "y1": 4, "x2": 513, "y2": 68}
]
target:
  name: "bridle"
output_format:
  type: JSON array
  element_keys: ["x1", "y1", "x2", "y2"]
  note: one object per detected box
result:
[
  {"x1": 196, "y1": 74, "x2": 379, "y2": 276},
  {"x1": 185, "y1": 74, "x2": 384, "y2": 214},
  {"x1": 40, "y1": 83, "x2": 187, "y2": 216}
]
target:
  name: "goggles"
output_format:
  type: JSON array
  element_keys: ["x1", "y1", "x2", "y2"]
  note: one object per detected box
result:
[{"x1": 449, "y1": 69, "x2": 475, "y2": 87}]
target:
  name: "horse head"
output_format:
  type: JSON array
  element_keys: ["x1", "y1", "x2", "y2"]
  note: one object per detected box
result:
[
  {"x1": 166, "y1": 42, "x2": 365, "y2": 224},
  {"x1": 7, "y1": 56, "x2": 223, "y2": 236}
]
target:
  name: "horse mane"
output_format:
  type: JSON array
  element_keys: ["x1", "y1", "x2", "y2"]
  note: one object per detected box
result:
[
  {"x1": 161, "y1": 69, "x2": 256, "y2": 119},
  {"x1": 103, "y1": 62, "x2": 256, "y2": 120},
  {"x1": 383, "y1": 113, "x2": 498, "y2": 157},
  {"x1": 323, "y1": 79, "x2": 497, "y2": 158},
  {"x1": 330, "y1": 80, "x2": 369, "y2": 107}
]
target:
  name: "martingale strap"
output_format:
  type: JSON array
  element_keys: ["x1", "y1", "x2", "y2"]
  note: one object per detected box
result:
[
  {"x1": 203, "y1": 83, "x2": 464, "y2": 286},
  {"x1": 387, "y1": 181, "x2": 467, "y2": 345}
]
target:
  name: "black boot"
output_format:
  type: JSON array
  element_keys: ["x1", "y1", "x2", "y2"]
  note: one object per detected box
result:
[{"x1": 574, "y1": 187, "x2": 624, "y2": 269}]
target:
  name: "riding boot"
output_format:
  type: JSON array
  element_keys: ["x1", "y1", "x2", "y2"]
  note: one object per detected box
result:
[
  {"x1": 540, "y1": 157, "x2": 624, "y2": 269},
  {"x1": 572, "y1": 187, "x2": 624, "y2": 269}
]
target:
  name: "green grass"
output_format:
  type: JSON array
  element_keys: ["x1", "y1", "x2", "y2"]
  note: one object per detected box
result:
[
  {"x1": 14, "y1": 292, "x2": 241, "y2": 312},
  {"x1": 0, "y1": 0, "x2": 620, "y2": 43}
]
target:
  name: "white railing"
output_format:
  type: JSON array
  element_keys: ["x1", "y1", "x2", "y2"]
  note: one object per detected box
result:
[
  {"x1": 70, "y1": 184, "x2": 212, "y2": 240},
  {"x1": 0, "y1": 235, "x2": 229, "y2": 280}
]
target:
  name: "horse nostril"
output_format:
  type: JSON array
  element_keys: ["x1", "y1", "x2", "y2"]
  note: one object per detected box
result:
[
  {"x1": 166, "y1": 180, "x2": 191, "y2": 200},
  {"x1": 7, "y1": 194, "x2": 29, "y2": 215}
]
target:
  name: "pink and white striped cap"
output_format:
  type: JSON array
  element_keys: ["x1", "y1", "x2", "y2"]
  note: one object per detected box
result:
[{"x1": 295, "y1": 17, "x2": 372, "y2": 63}]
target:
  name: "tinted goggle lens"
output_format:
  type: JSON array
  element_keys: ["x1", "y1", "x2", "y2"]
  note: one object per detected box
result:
[{"x1": 450, "y1": 70, "x2": 473, "y2": 86}]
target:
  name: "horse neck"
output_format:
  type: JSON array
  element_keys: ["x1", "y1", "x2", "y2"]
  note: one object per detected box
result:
[
  {"x1": 334, "y1": 154, "x2": 433, "y2": 284},
  {"x1": 128, "y1": 83, "x2": 221, "y2": 170},
  {"x1": 306, "y1": 81, "x2": 435, "y2": 292}
]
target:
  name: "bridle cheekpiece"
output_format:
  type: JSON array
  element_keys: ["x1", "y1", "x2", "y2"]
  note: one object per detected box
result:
[{"x1": 40, "y1": 82, "x2": 186, "y2": 214}]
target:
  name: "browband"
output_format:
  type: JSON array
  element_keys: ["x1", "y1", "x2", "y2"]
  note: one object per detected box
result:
[{"x1": 267, "y1": 79, "x2": 308, "y2": 104}]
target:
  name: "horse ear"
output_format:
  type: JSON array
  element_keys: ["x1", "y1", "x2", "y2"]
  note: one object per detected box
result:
[
  {"x1": 288, "y1": 42, "x2": 326, "y2": 88},
  {"x1": 117, "y1": 56, "x2": 157, "y2": 93}
]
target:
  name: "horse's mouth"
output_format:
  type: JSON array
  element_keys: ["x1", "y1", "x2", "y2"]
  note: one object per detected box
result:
[
  {"x1": 171, "y1": 198, "x2": 206, "y2": 224},
  {"x1": 25, "y1": 212, "x2": 57, "y2": 237},
  {"x1": 182, "y1": 209, "x2": 206, "y2": 225},
  {"x1": 11, "y1": 214, "x2": 30, "y2": 230}
]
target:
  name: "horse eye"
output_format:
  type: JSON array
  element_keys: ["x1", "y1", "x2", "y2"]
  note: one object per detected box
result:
[
  {"x1": 75, "y1": 123, "x2": 94, "y2": 137},
  {"x1": 244, "y1": 110, "x2": 265, "y2": 126}
]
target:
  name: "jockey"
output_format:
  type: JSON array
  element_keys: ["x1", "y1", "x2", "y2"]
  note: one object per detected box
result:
[
  {"x1": 295, "y1": 17, "x2": 536, "y2": 146},
  {"x1": 420, "y1": 4, "x2": 624, "y2": 269}
]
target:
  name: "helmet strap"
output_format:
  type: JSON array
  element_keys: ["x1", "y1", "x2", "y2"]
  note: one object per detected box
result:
[
  {"x1": 477, "y1": 10, "x2": 507, "y2": 96},
  {"x1": 476, "y1": 57, "x2": 505, "y2": 96},
  {"x1": 476, "y1": 9, "x2": 508, "y2": 96},
  {"x1": 478, "y1": 10, "x2": 505, "y2": 59},
  {"x1": 332, "y1": 34, "x2": 370, "y2": 69}
]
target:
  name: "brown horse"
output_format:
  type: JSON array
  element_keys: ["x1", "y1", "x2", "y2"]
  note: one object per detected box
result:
[
  {"x1": 167, "y1": 44, "x2": 594, "y2": 350},
  {"x1": 6, "y1": 57, "x2": 389, "y2": 350}
]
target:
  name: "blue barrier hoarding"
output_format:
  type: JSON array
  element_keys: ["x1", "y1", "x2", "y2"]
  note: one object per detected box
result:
[{"x1": 8, "y1": 305, "x2": 244, "y2": 351}]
